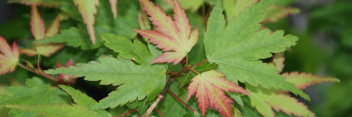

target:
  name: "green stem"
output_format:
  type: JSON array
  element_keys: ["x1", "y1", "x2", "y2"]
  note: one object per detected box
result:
[{"x1": 154, "y1": 108, "x2": 165, "y2": 117}]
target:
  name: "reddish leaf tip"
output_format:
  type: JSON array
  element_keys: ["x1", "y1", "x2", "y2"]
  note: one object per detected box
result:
[
  {"x1": 136, "y1": 0, "x2": 198, "y2": 64},
  {"x1": 30, "y1": 5, "x2": 46, "y2": 40},
  {"x1": 187, "y1": 70, "x2": 248, "y2": 117}
]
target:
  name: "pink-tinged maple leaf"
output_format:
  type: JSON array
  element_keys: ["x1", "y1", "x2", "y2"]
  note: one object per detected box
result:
[
  {"x1": 31, "y1": 5, "x2": 46, "y2": 40},
  {"x1": 56, "y1": 60, "x2": 77, "y2": 84},
  {"x1": 22, "y1": 6, "x2": 64, "y2": 57},
  {"x1": 135, "y1": 0, "x2": 198, "y2": 64},
  {"x1": 186, "y1": 70, "x2": 249, "y2": 117},
  {"x1": 283, "y1": 72, "x2": 340, "y2": 89},
  {"x1": 0, "y1": 36, "x2": 19, "y2": 75},
  {"x1": 73, "y1": 0, "x2": 99, "y2": 44},
  {"x1": 109, "y1": 0, "x2": 118, "y2": 18}
]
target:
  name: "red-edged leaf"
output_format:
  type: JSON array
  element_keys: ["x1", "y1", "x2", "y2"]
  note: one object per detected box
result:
[
  {"x1": 73, "y1": 0, "x2": 99, "y2": 44},
  {"x1": 45, "y1": 14, "x2": 62, "y2": 37},
  {"x1": 28, "y1": 8, "x2": 64, "y2": 57},
  {"x1": 135, "y1": 0, "x2": 198, "y2": 64},
  {"x1": 8, "y1": 0, "x2": 60, "y2": 7},
  {"x1": 35, "y1": 44, "x2": 64, "y2": 57},
  {"x1": 265, "y1": 93, "x2": 315, "y2": 117},
  {"x1": 0, "y1": 36, "x2": 19, "y2": 75},
  {"x1": 186, "y1": 70, "x2": 249, "y2": 117},
  {"x1": 109, "y1": 0, "x2": 118, "y2": 18},
  {"x1": 283, "y1": 72, "x2": 340, "y2": 89},
  {"x1": 57, "y1": 59, "x2": 77, "y2": 83},
  {"x1": 31, "y1": 5, "x2": 46, "y2": 40},
  {"x1": 249, "y1": 88, "x2": 316, "y2": 117}
]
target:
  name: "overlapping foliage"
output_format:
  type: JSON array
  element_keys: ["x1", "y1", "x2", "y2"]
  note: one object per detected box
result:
[{"x1": 0, "y1": 0, "x2": 340, "y2": 117}]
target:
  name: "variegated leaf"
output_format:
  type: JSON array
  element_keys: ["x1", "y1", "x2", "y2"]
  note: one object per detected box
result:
[
  {"x1": 186, "y1": 70, "x2": 249, "y2": 117},
  {"x1": 135, "y1": 0, "x2": 198, "y2": 64},
  {"x1": 0, "y1": 36, "x2": 19, "y2": 75}
]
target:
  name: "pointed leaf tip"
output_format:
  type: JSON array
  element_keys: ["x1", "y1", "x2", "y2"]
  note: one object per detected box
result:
[
  {"x1": 136, "y1": 0, "x2": 198, "y2": 64},
  {"x1": 73, "y1": 0, "x2": 99, "y2": 44}
]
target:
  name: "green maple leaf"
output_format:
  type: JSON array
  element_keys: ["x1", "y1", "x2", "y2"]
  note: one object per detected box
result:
[
  {"x1": 246, "y1": 47, "x2": 339, "y2": 117},
  {"x1": 59, "y1": 85, "x2": 111, "y2": 116},
  {"x1": 135, "y1": 0, "x2": 199, "y2": 64},
  {"x1": 45, "y1": 57, "x2": 166, "y2": 109},
  {"x1": 5, "y1": 85, "x2": 111, "y2": 117},
  {"x1": 248, "y1": 87, "x2": 315, "y2": 117},
  {"x1": 35, "y1": 27, "x2": 101, "y2": 50},
  {"x1": 0, "y1": 78, "x2": 70, "y2": 107},
  {"x1": 59, "y1": 85, "x2": 99, "y2": 108},
  {"x1": 186, "y1": 70, "x2": 249, "y2": 117},
  {"x1": 0, "y1": 78, "x2": 71, "y2": 117},
  {"x1": 102, "y1": 34, "x2": 154, "y2": 64},
  {"x1": 0, "y1": 36, "x2": 19, "y2": 75},
  {"x1": 204, "y1": 0, "x2": 308, "y2": 99}
]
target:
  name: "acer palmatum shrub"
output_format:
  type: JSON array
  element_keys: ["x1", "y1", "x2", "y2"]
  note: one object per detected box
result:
[{"x1": 0, "y1": 0, "x2": 339, "y2": 117}]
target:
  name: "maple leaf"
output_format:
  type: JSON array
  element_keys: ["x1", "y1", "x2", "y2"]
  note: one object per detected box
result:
[
  {"x1": 102, "y1": 34, "x2": 154, "y2": 64},
  {"x1": 57, "y1": 60, "x2": 78, "y2": 84},
  {"x1": 204, "y1": 0, "x2": 309, "y2": 100},
  {"x1": 31, "y1": 5, "x2": 46, "y2": 40},
  {"x1": 0, "y1": 36, "x2": 19, "y2": 75},
  {"x1": 0, "y1": 78, "x2": 70, "y2": 107},
  {"x1": 20, "y1": 5, "x2": 64, "y2": 57},
  {"x1": 135, "y1": 0, "x2": 199, "y2": 64},
  {"x1": 186, "y1": 70, "x2": 249, "y2": 117},
  {"x1": 73, "y1": 0, "x2": 99, "y2": 44},
  {"x1": 45, "y1": 57, "x2": 166, "y2": 109},
  {"x1": 248, "y1": 88, "x2": 316, "y2": 117},
  {"x1": 248, "y1": 53, "x2": 339, "y2": 117}
]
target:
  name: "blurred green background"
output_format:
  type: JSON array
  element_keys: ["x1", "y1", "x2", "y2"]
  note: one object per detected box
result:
[
  {"x1": 266, "y1": 0, "x2": 352, "y2": 116},
  {"x1": 0, "y1": 0, "x2": 351, "y2": 116}
]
